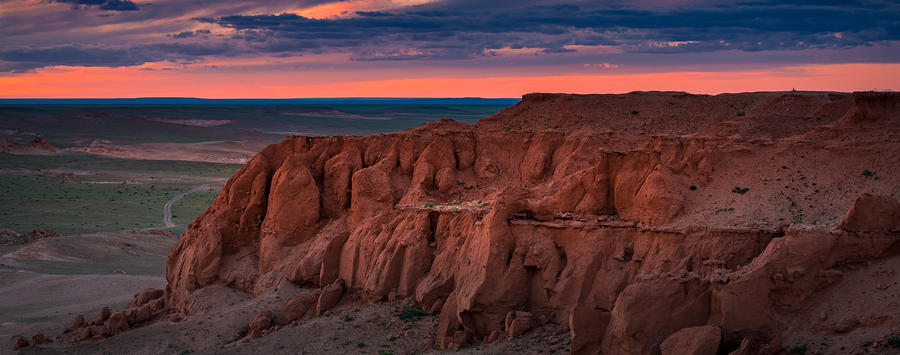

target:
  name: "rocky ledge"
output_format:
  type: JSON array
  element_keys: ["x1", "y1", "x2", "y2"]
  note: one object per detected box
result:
[{"x1": 161, "y1": 91, "x2": 899, "y2": 354}]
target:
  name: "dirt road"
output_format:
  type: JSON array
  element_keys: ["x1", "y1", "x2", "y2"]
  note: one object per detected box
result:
[{"x1": 163, "y1": 185, "x2": 208, "y2": 228}]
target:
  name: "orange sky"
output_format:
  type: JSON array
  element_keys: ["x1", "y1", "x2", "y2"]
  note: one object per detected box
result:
[
  {"x1": 1, "y1": 0, "x2": 897, "y2": 98},
  {"x1": 1, "y1": 63, "x2": 897, "y2": 98}
]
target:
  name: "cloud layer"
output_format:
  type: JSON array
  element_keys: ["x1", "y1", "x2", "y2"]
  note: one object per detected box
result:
[{"x1": 0, "y1": 0, "x2": 897, "y2": 72}]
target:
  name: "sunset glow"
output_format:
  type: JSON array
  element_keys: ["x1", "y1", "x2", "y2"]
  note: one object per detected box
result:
[
  {"x1": 0, "y1": 0, "x2": 897, "y2": 97},
  {"x1": 2, "y1": 63, "x2": 898, "y2": 98}
]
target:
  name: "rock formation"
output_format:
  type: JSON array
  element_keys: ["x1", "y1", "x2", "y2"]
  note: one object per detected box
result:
[
  {"x1": 0, "y1": 136, "x2": 58, "y2": 155},
  {"x1": 0, "y1": 227, "x2": 61, "y2": 245},
  {"x1": 163, "y1": 92, "x2": 900, "y2": 354},
  {"x1": 0, "y1": 226, "x2": 20, "y2": 245}
]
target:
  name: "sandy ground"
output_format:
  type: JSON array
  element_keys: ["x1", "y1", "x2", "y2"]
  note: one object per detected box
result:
[
  {"x1": 1, "y1": 230, "x2": 572, "y2": 355},
  {"x1": 15, "y1": 286, "x2": 573, "y2": 355},
  {"x1": 0, "y1": 231, "x2": 175, "y2": 345},
  {"x1": 67, "y1": 140, "x2": 269, "y2": 164}
]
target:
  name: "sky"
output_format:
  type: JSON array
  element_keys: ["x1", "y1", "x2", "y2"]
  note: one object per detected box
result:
[{"x1": 0, "y1": 0, "x2": 898, "y2": 98}]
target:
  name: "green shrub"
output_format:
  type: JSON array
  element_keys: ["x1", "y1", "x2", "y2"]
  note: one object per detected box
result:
[
  {"x1": 398, "y1": 307, "x2": 431, "y2": 321},
  {"x1": 731, "y1": 186, "x2": 750, "y2": 194},
  {"x1": 862, "y1": 170, "x2": 875, "y2": 177},
  {"x1": 889, "y1": 335, "x2": 900, "y2": 348},
  {"x1": 789, "y1": 344, "x2": 807, "y2": 355},
  {"x1": 689, "y1": 185, "x2": 697, "y2": 191}
]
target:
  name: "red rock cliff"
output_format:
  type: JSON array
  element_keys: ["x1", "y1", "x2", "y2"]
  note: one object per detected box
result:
[{"x1": 165, "y1": 92, "x2": 900, "y2": 354}]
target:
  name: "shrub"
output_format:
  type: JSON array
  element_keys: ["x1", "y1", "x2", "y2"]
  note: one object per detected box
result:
[
  {"x1": 631, "y1": 110, "x2": 639, "y2": 115},
  {"x1": 689, "y1": 185, "x2": 697, "y2": 191},
  {"x1": 789, "y1": 344, "x2": 807, "y2": 355},
  {"x1": 731, "y1": 186, "x2": 750, "y2": 194},
  {"x1": 398, "y1": 307, "x2": 431, "y2": 321},
  {"x1": 862, "y1": 170, "x2": 875, "y2": 177},
  {"x1": 715, "y1": 207, "x2": 735, "y2": 214},
  {"x1": 736, "y1": 111, "x2": 746, "y2": 116},
  {"x1": 889, "y1": 335, "x2": 900, "y2": 348}
]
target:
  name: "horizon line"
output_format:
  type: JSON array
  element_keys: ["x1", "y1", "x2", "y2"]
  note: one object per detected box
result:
[{"x1": 2, "y1": 89, "x2": 894, "y2": 101}]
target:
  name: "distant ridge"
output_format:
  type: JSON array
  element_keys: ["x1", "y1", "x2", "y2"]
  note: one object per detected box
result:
[{"x1": 0, "y1": 97, "x2": 520, "y2": 105}]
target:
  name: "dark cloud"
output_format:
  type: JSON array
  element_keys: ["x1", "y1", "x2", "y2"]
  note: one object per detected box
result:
[
  {"x1": 0, "y1": 43, "x2": 232, "y2": 72},
  {"x1": 210, "y1": 0, "x2": 899, "y2": 59},
  {"x1": 0, "y1": 0, "x2": 897, "y2": 72},
  {"x1": 57, "y1": 0, "x2": 139, "y2": 11},
  {"x1": 168, "y1": 30, "x2": 212, "y2": 39}
]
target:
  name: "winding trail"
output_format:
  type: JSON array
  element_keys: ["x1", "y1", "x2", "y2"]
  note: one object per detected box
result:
[{"x1": 162, "y1": 185, "x2": 208, "y2": 228}]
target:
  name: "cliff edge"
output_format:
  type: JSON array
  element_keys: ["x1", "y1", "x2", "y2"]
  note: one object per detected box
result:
[{"x1": 164, "y1": 91, "x2": 900, "y2": 354}]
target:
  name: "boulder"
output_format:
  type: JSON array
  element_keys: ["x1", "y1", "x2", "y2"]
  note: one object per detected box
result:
[
  {"x1": 603, "y1": 278, "x2": 711, "y2": 354},
  {"x1": 569, "y1": 307, "x2": 610, "y2": 355},
  {"x1": 79, "y1": 327, "x2": 93, "y2": 341},
  {"x1": 659, "y1": 325, "x2": 721, "y2": 355},
  {"x1": 128, "y1": 288, "x2": 164, "y2": 308},
  {"x1": 12, "y1": 336, "x2": 29, "y2": 350},
  {"x1": 80, "y1": 325, "x2": 108, "y2": 340},
  {"x1": 316, "y1": 279, "x2": 345, "y2": 315},
  {"x1": 132, "y1": 304, "x2": 154, "y2": 323},
  {"x1": 284, "y1": 291, "x2": 319, "y2": 322},
  {"x1": 248, "y1": 310, "x2": 273, "y2": 338},
  {"x1": 71, "y1": 314, "x2": 86, "y2": 328},
  {"x1": 108, "y1": 312, "x2": 130, "y2": 335},
  {"x1": 31, "y1": 333, "x2": 50, "y2": 344},
  {"x1": 94, "y1": 306, "x2": 111, "y2": 325},
  {"x1": 504, "y1": 311, "x2": 533, "y2": 338},
  {"x1": 839, "y1": 193, "x2": 900, "y2": 232}
]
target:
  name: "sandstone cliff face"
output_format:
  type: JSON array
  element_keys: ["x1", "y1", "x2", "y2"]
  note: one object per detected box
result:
[{"x1": 165, "y1": 92, "x2": 900, "y2": 354}]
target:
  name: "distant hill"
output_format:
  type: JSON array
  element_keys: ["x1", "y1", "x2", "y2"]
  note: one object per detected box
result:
[{"x1": 0, "y1": 97, "x2": 520, "y2": 106}]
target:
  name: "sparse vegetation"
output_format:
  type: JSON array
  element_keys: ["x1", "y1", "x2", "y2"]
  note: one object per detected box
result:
[
  {"x1": 631, "y1": 110, "x2": 639, "y2": 115},
  {"x1": 689, "y1": 185, "x2": 697, "y2": 191},
  {"x1": 736, "y1": 111, "x2": 746, "y2": 116},
  {"x1": 862, "y1": 169, "x2": 875, "y2": 177},
  {"x1": 398, "y1": 307, "x2": 431, "y2": 321},
  {"x1": 0, "y1": 153, "x2": 238, "y2": 235},
  {"x1": 731, "y1": 186, "x2": 750, "y2": 194},
  {"x1": 424, "y1": 203, "x2": 435, "y2": 208},
  {"x1": 889, "y1": 335, "x2": 900, "y2": 349},
  {"x1": 789, "y1": 344, "x2": 807, "y2": 355},
  {"x1": 461, "y1": 341, "x2": 483, "y2": 349}
]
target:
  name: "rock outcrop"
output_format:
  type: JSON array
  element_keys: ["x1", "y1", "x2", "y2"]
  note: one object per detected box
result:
[
  {"x1": 0, "y1": 227, "x2": 61, "y2": 245},
  {"x1": 0, "y1": 136, "x2": 58, "y2": 155},
  {"x1": 659, "y1": 325, "x2": 721, "y2": 355},
  {"x1": 0, "y1": 226, "x2": 20, "y2": 245},
  {"x1": 248, "y1": 310, "x2": 273, "y2": 338},
  {"x1": 164, "y1": 92, "x2": 900, "y2": 354}
]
